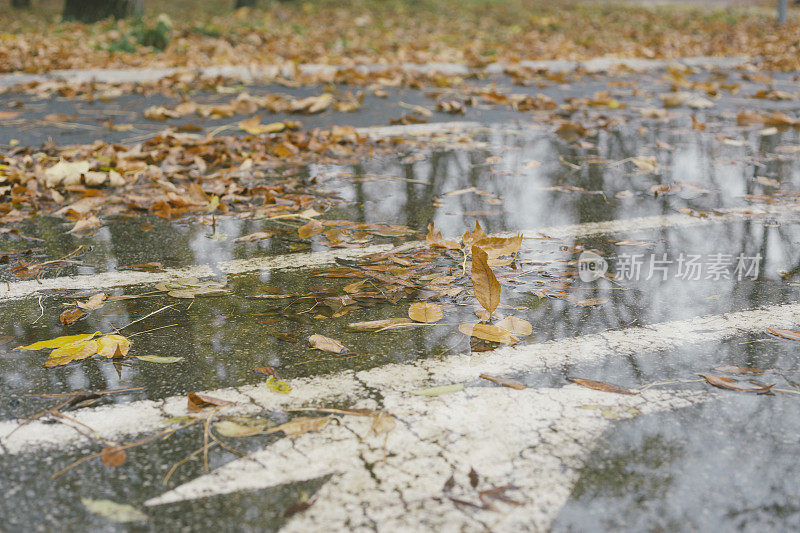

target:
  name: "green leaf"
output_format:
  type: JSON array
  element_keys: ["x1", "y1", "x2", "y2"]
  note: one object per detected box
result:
[
  {"x1": 412, "y1": 383, "x2": 464, "y2": 396},
  {"x1": 81, "y1": 499, "x2": 147, "y2": 523},
  {"x1": 266, "y1": 376, "x2": 292, "y2": 394},
  {"x1": 135, "y1": 355, "x2": 184, "y2": 364}
]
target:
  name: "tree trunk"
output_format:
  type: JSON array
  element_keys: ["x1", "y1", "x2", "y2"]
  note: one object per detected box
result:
[
  {"x1": 235, "y1": 0, "x2": 257, "y2": 7},
  {"x1": 63, "y1": 0, "x2": 144, "y2": 23},
  {"x1": 11, "y1": 0, "x2": 31, "y2": 8}
]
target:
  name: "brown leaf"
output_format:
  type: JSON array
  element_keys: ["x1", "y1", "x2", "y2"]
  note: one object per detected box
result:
[
  {"x1": 100, "y1": 445, "x2": 127, "y2": 468},
  {"x1": 713, "y1": 365, "x2": 767, "y2": 375},
  {"x1": 566, "y1": 377, "x2": 638, "y2": 395},
  {"x1": 408, "y1": 302, "x2": 444, "y2": 323},
  {"x1": 77, "y1": 293, "x2": 107, "y2": 310},
  {"x1": 308, "y1": 334, "x2": 348, "y2": 353},
  {"x1": 187, "y1": 392, "x2": 234, "y2": 412},
  {"x1": 479, "y1": 373, "x2": 526, "y2": 390},
  {"x1": 298, "y1": 219, "x2": 324, "y2": 239},
  {"x1": 767, "y1": 328, "x2": 800, "y2": 341},
  {"x1": 471, "y1": 246, "x2": 501, "y2": 317},
  {"x1": 699, "y1": 374, "x2": 774, "y2": 393},
  {"x1": 426, "y1": 222, "x2": 460, "y2": 250},
  {"x1": 59, "y1": 307, "x2": 86, "y2": 325},
  {"x1": 347, "y1": 318, "x2": 413, "y2": 331},
  {"x1": 235, "y1": 231, "x2": 276, "y2": 243},
  {"x1": 266, "y1": 416, "x2": 332, "y2": 436}
]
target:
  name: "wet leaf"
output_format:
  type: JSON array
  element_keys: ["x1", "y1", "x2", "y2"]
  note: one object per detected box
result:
[
  {"x1": 298, "y1": 219, "x2": 324, "y2": 239},
  {"x1": 458, "y1": 323, "x2": 519, "y2": 345},
  {"x1": 412, "y1": 383, "x2": 464, "y2": 396},
  {"x1": 135, "y1": 355, "x2": 184, "y2": 364},
  {"x1": 699, "y1": 374, "x2": 774, "y2": 393},
  {"x1": 566, "y1": 377, "x2": 638, "y2": 395},
  {"x1": 81, "y1": 499, "x2": 147, "y2": 523},
  {"x1": 59, "y1": 307, "x2": 86, "y2": 325},
  {"x1": 187, "y1": 392, "x2": 234, "y2": 412},
  {"x1": 238, "y1": 115, "x2": 286, "y2": 135},
  {"x1": 472, "y1": 235, "x2": 523, "y2": 260},
  {"x1": 479, "y1": 373, "x2": 526, "y2": 390},
  {"x1": 266, "y1": 376, "x2": 292, "y2": 394},
  {"x1": 17, "y1": 332, "x2": 100, "y2": 351},
  {"x1": 214, "y1": 420, "x2": 266, "y2": 438},
  {"x1": 495, "y1": 316, "x2": 533, "y2": 336},
  {"x1": 235, "y1": 230, "x2": 276, "y2": 243},
  {"x1": 471, "y1": 245, "x2": 501, "y2": 317},
  {"x1": 308, "y1": 334, "x2": 348, "y2": 353},
  {"x1": 267, "y1": 416, "x2": 332, "y2": 435},
  {"x1": 767, "y1": 328, "x2": 800, "y2": 341},
  {"x1": 347, "y1": 318, "x2": 414, "y2": 331},
  {"x1": 100, "y1": 445, "x2": 127, "y2": 468},
  {"x1": 155, "y1": 278, "x2": 228, "y2": 298},
  {"x1": 426, "y1": 222, "x2": 460, "y2": 249},
  {"x1": 408, "y1": 302, "x2": 444, "y2": 323},
  {"x1": 77, "y1": 293, "x2": 107, "y2": 310},
  {"x1": 95, "y1": 334, "x2": 131, "y2": 358}
]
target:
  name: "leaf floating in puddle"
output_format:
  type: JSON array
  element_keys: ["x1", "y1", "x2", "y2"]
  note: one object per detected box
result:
[
  {"x1": 699, "y1": 374, "x2": 775, "y2": 393},
  {"x1": 412, "y1": 383, "x2": 464, "y2": 396},
  {"x1": 59, "y1": 307, "x2": 86, "y2": 325},
  {"x1": 479, "y1": 373, "x2": 526, "y2": 390},
  {"x1": 459, "y1": 323, "x2": 518, "y2": 345},
  {"x1": 308, "y1": 334, "x2": 349, "y2": 353},
  {"x1": 135, "y1": 355, "x2": 184, "y2": 364},
  {"x1": 426, "y1": 222, "x2": 460, "y2": 250},
  {"x1": 408, "y1": 302, "x2": 444, "y2": 323},
  {"x1": 187, "y1": 392, "x2": 234, "y2": 412},
  {"x1": 77, "y1": 293, "x2": 108, "y2": 310},
  {"x1": 495, "y1": 316, "x2": 533, "y2": 337},
  {"x1": 17, "y1": 332, "x2": 101, "y2": 351},
  {"x1": 347, "y1": 318, "x2": 414, "y2": 331},
  {"x1": 713, "y1": 365, "x2": 766, "y2": 375},
  {"x1": 100, "y1": 445, "x2": 127, "y2": 468},
  {"x1": 155, "y1": 277, "x2": 228, "y2": 299},
  {"x1": 235, "y1": 230, "x2": 277, "y2": 243},
  {"x1": 566, "y1": 377, "x2": 638, "y2": 395},
  {"x1": 81, "y1": 499, "x2": 147, "y2": 523},
  {"x1": 766, "y1": 328, "x2": 800, "y2": 341},
  {"x1": 298, "y1": 219, "x2": 324, "y2": 239},
  {"x1": 267, "y1": 416, "x2": 332, "y2": 436}
]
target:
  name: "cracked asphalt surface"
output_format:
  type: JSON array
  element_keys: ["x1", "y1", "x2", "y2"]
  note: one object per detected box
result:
[{"x1": 3, "y1": 58, "x2": 800, "y2": 531}]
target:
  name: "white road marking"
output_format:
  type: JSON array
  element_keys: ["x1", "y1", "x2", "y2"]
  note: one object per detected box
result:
[
  {"x1": 2, "y1": 301, "x2": 798, "y2": 456},
  {"x1": 146, "y1": 386, "x2": 706, "y2": 532},
  {"x1": 1, "y1": 202, "x2": 796, "y2": 302}
]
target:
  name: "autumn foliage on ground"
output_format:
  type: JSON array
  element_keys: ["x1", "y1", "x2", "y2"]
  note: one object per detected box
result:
[{"x1": 1, "y1": 0, "x2": 799, "y2": 74}]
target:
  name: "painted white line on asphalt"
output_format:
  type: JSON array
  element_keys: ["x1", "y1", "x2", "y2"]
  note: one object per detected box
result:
[
  {"x1": 2, "y1": 301, "x2": 797, "y2": 456},
  {"x1": 2, "y1": 200, "x2": 796, "y2": 302},
  {"x1": 0, "y1": 56, "x2": 751, "y2": 87},
  {"x1": 146, "y1": 386, "x2": 706, "y2": 533}
]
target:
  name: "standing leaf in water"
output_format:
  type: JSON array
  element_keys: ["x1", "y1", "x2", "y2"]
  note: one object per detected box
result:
[
  {"x1": 471, "y1": 245, "x2": 501, "y2": 317},
  {"x1": 408, "y1": 302, "x2": 444, "y2": 323},
  {"x1": 308, "y1": 334, "x2": 348, "y2": 354},
  {"x1": 566, "y1": 377, "x2": 638, "y2": 395}
]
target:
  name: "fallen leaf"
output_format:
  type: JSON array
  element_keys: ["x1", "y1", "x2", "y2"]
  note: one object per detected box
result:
[
  {"x1": 713, "y1": 365, "x2": 766, "y2": 374},
  {"x1": 77, "y1": 293, "x2": 107, "y2": 310},
  {"x1": 95, "y1": 334, "x2": 131, "y2": 358},
  {"x1": 308, "y1": 334, "x2": 348, "y2": 353},
  {"x1": 412, "y1": 383, "x2": 464, "y2": 396},
  {"x1": 347, "y1": 318, "x2": 414, "y2": 331},
  {"x1": 81, "y1": 499, "x2": 147, "y2": 523},
  {"x1": 767, "y1": 328, "x2": 800, "y2": 341},
  {"x1": 100, "y1": 445, "x2": 127, "y2": 468},
  {"x1": 214, "y1": 419, "x2": 266, "y2": 437},
  {"x1": 459, "y1": 323, "x2": 519, "y2": 345},
  {"x1": 566, "y1": 377, "x2": 638, "y2": 395},
  {"x1": 235, "y1": 230, "x2": 276, "y2": 243},
  {"x1": 59, "y1": 307, "x2": 86, "y2": 325},
  {"x1": 471, "y1": 245, "x2": 501, "y2": 317},
  {"x1": 408, "y1": 302, "x2": 444, "y2": 323},
  {"x1": 298, "y1": 219, "x2": 324, "y2": 239},
  {"x1": 267, "y1": 416, "x2": 332, "y2": 435},
  {"x1": 187, "y1": 392, "x2": 234, "y2": 412},
  {"x1": 699, "y1": 374, "x2": 774, "y2": 393},
  {"x1": 238, "y1": 115, "x2": 286, "y2": 135},
  {"x1": 69, "y1": 216, "x2": 101, "y2": 234},
  {"x1": 266, "y1": 376, "x2": 292, "y2": 394},
  {"x1": 426, "y1": 222, "x2": 460, "y2": 249},
  {"x1": 495, "y1": 316, "x2": 533, "y2": 336},
  {"x1": 135, "y1": 355, "x2": 184, "y2": 364},
  {"x1": 479, "y1": 373, "x2": 526, "y2": 390}
]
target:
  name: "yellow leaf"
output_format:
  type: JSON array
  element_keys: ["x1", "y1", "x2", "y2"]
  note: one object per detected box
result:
[
  {"x1": 495, "y1": 316, "x2": 533, "y2": 336},
  {"x1": 95, "y1": 334, "x2": 132, "y2": 358},
  {"x1": 347, "y1": 318, "x2": 414, "y2": 331},
  {"x1": 458, "y1": 323, "x2": 518, "y2": 344},
  {"x1": 17, "y1": 332, "x2": 101, "y2": 351},
  {"x1": 426, "y1": 222, "x2": 460, "y2": 250},
  {"x1": 266, "y1": 376, "x2": 292, "y2": 394},
  {"x1": 473, "y1": 234, "x2": 522, "y2": 259},
  {"x1": 45, "y1": 339, "x2": 100, "y2": 367},
  {"x1": 238, "y1": 114, "x2": 286, "y2": 135},
  {"x1": 408, "y1": 302, "x2": 444, "y2": 323},
  {"x1": 471, "y1": 245, "x2": 501, "y2": 317}
]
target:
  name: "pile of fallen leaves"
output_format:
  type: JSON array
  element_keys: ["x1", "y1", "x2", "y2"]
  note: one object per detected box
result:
[{"x1": 1, "y1": 1, "x2": 798, "y2": 75}]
